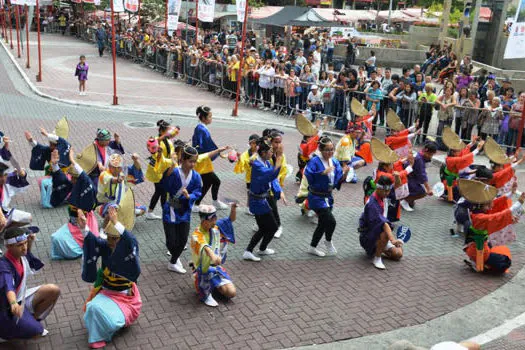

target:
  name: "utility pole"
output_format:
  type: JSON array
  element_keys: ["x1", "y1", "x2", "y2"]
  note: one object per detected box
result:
[{"x1": 387, "y1": 0, "x2": 393, "y2": 29}]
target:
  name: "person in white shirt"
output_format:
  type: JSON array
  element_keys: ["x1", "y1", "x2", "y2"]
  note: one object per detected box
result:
[
  {"x1": 312, "y1": 46, "x2": 322, "y2": 79},
  {"x1": 257, "y1": 59, "x2": 275, "y2": 110},
  {"x1": 365, "y1": 50, "x2": 376, "y2": 77},
  {"x1": 307, "y1": 85, "x2": 323, "y2": 121},
  {"x1": 326, "y1": 36, "x2": 335, "y2": 65},
  {"x1": 295, "y1": 50, "x2": 307, "y2": 67}
]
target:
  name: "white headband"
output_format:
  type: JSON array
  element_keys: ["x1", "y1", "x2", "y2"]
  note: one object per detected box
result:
[
  {"x1": 376, "y1": 184, "x2": 393, "y2": 191},
  {"x1": 5, "y1": 233, "x2": 28, "y2": 246}
]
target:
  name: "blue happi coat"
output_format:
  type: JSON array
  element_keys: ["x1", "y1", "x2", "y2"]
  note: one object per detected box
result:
[
  {"x1": 304, "y1": 155, "x2": 343, "y2": 210},
  {"x1": 249, "y1": 157, "x2": 281, "y2": 215},
  {"x1": 162, "y1": 168, "x2": 202, "y2": 224}
]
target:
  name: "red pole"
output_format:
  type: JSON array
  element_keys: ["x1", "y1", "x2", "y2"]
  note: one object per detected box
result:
[
  {"x1": 36, "y1": 0, "x2": 42, "y2": 81},
  {"x1": 14, "y1": 5, "x2": 20, "y2": 58},
  {"x1": 194, "y1": 0, "x2": 198, "y2": 44},
  {"x1": 1, "y1": 9, "x2": 6, "y2": 42},
  {"x1": 232, "y1": 0, "x2": 248, "y2": 117},
  {"x1": 110, "y1": 0, "x2": 118, "y2": 105},
  {"x1": 137, "y1": 0, "x2": 140, "y2": 31},
  {"x1": 25, "y1": 5, "x2": 29, "y2": 68},
  {"x1": 164, "y1": 0, "x2": 167, "y2": 35},
  {"x1": 8, "y1": 5, "x2": 13, "y2": 49}
]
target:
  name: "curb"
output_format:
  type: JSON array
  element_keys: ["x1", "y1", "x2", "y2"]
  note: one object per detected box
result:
[{"x1": 0, "y1": 38, "x2": 345, "y2": 137}]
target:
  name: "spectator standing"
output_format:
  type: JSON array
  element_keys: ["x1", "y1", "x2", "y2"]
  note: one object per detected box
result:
[
  {"x1": 345, "y1": 38, "x2": 355, "y2": 68},
  {"x1": 365, "y1": 50, "x2": 376, "y2": 77},
  {"x1": 435, "y1": 86, "x2": 457, "y2": 145},
  {"x1": 285, "y1": 69, "x2": 301, "y2": 115},
  {"x1": 479, "y1": 95, "x2": 502, "y2": 140},
  {"x1": 396, "y1": 83, "x2": 417, "y2": 126},
  {"x1": 95, "y1": 23, "x2": 107, "y2": 57},
  {"x1": 417, "y1": 84, "x2": 437, "y2": 144},
  {"x1": 366, "y1": 80, "x2": 383, "y2": 112},
  {"x1": 509, "y1": 91, "x2": 525, "y2": 152},
  {"x1": 463, "y1": 89, "x2": 481, "y2": 141},
  {"x1": 257, "y1": 59, "x2": 275, "y2": 111}
]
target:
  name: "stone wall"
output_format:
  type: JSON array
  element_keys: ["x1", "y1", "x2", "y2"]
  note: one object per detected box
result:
[
  {"x1": 334, "y1": 45, "x2": 427, "y2": 68},
  {"x1": 473, "y1": 60, "x2": 525, "y2": 92}
]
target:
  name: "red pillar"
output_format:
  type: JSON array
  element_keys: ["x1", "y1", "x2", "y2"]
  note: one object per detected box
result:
[
  {"x1": 25, "y1": 5, "x2": 30, "y2": 68},
  {"x1": 232, "y1": 0, "x2": 249, "y2": 117},
  {"x1": 515, "y1": 105, "x2": 525, "y2": 155},
  {"x1": 110, "y1": 0, "x2": 118, "y2": 105},
  {"x1": 36, "y1": 0, "x2": 42, "y2": 81},
  {"x1": 194, "y1": 0, "x2": 198, "y2": 44},
  {"x1": 14, "y1": 5, "x2": 21, "y2": 58},
  {"x1": 8, "y1": 6, "x2": 13, "y2": 49}
]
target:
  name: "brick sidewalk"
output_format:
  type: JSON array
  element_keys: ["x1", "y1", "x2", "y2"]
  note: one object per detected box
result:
[{"x1": 2, "y1": 38, "x2": 525, "y2": 350}]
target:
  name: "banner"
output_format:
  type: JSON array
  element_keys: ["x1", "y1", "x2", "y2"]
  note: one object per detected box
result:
[
  {"x1": 236, "y1": 0, "x2": 246, "y2": 22},
  {"x1": 83, "y1": 0, "x2": 95, "y2": 3},
  {"x1": 124, "y1": 0, "x2": 139, "y2": 12},
  {"x1": 10, "y1": 0, "x2": 24, "y2": 4},
  {"x1": 504, "y1": 0, "x2": 525, "y2": 59},
  {"x1": 112, "y1": 0, "x2": 124, "y2": 13},
  {"x1": 197, "y1": 0, "x2": 215, "y2": 23},
  {"x1": 167, "y1": 0, "x2": 182, "y2": 33}
]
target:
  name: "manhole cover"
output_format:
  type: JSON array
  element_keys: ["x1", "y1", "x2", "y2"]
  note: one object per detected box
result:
[{"x1": 125, "y1": 121, "x2": 157, "y2": 128}]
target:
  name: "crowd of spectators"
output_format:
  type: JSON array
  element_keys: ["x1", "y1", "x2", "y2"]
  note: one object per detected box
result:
[{"x1": 38, "y1": 12, "x2": 525, "y2": 152}]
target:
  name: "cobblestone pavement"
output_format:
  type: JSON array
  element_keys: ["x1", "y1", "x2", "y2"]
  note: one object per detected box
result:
[{"x1": 1, "y1": 36, "x2": 525, "y2": 350}]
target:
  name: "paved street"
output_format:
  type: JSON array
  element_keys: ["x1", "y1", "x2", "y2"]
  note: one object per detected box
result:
[{"x1": 1, "y1": 33, "x2": 525, "y2": 350}]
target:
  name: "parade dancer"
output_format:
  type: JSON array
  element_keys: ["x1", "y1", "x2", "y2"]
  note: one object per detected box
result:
[
  {"x1": 145, "y1": 137, "x2": 174, "y2": 220},
  {"x1": 304, "y1": 136, "x2": 349, "y2": 257},
  {"x1": 400, "y1": 141, "x2": 437, "y2": 212},
  {"x1": 385, "y1": 119, "x2": 421, "y2": 158},
  {"x1": 335, "y1": 122, "x2": 366, "y2": 183},
  {"x1": 162, "y1": 145, "x2": 202, "y2": 274},
  {"x1": 484, "y1": 136, "x2": 524, "y2": 196},
  {"x1": 459, "y1": 179, "x2": 524, "y2": 273},
  {"x1": 0, "y1": 227, "x2": 60, "y2": 340},
  {"x1": 233, "y1": 134, "x2": 259, "y2": 215},
  {"x1": 190, "y1": 204, "x2": 237, "y2": 307},
  {"x1": 359, "y1": 175, "x2": 404, "y2": 269},
  {"x1": 50, "y1": 149, "x2": 99, "y2": 260},
  {"x1": 192, "y1": 106, "x2": 228, "y2": 210},
  {"x1": 88, "y1": 129, "x2": 125, "y2": 192},
  {"x1": 82, "y1": 208, "x2": 142, "y2": 349},
  {"x1": 243, "y1": 137, "x2": 283, "y2": 261}
]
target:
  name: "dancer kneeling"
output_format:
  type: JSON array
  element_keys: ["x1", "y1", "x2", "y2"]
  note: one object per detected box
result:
[
  {"x1": 0, "y1": 227, "x2": 60, "y2": 340},
  {"x1": 359, "y1": 175, "x2": 404, "y2": 269},
  {"x1": 190, "y1": 204, "x2": 237, "y2": 307},
  {"x1": 305, "y1": 136, "x2": 349, "y2": 257},
  {"x1": 82, "y1": 208, "x2": 141, "y2": 349}
]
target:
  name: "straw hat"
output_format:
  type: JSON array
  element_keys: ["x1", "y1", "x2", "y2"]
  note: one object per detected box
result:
[
  {"x1": 371, "y1": 137, "x2": 399, "y2": 164},
  {"x1": 386, "y1": 109, "x2": 405, "y2": 132},
  {"x1": 458, "y1": 179, "x2": 498, "y2": 204},
  {"x1": 105, "y1": 188, "x2": 136, "y2": 237},
  {"x1": 54, "y1": 117, "x2": 70, "y2": 140},
  {"x1": 295, "y1": 113, "x2": 317, "y2": 137},
  {"x1": 76, "y1": 143, "x2": 98, "y2": 175},
  {"x1": 442, "y1": 127, "x2": 466, "y2": 151},
  {"x1": 484, "y1": 136, "x2": 511, "y2": 165},
  {"x1": 351, "y1": 98, "x2": 369, "y2": 117}
]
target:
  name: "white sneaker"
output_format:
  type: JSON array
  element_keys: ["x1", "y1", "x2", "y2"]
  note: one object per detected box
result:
[
  {"x1": 167, "y1": 260, "x2": 186, "y2": 274},
  {"x1": 135, "y1": 208, "x2": 146, "y2": 216},
  {"x1": 213, "y1": 199, "x2": 229, "y2": 210},
  {"x1": 309, "y1": 216, "x2": 318, "y2": 225},
  {"x1": 308, "y1": 246, "x2": 325, "y2": 257},
  {"x1": 400, "y1": 200, "x2": 414, "y2": 212},
  {"x1": 324, "y1": 241, "x2": 337, "y2": 256},
  {"x1": 243, "y1": 251, "x2": 261, "y2": 261},
  {"x1": 274, "y1": 226, "x2": 283, "y2": 238},
  {"x1": 41, "y1": 329, "x2": 49, "y2": 337},
  {"x1": 145, "y1": 212, "x2": 162, "y2": 220},
  {"x1": 259, "y1": 248, "x2": 275, "y2": 255},
  {"x1": 372, "y1": 256, "x2": 386, "y2": 270},
  {"x1": 203, "y1": 294, "x2": 219, "y2": 307},
  {"x1": 79, "y1": 91, "x2": 83, "y2": 96},
  {"x1": 307, "y1": 210, "x2": 315, "y2": 218},
  {"x1": 245, "y1": 208, "x2": 255, "y2": 216},
  {"x1": 252, "y1": 222, "x2": 259, "y2": 232},
  {"x1": 166, "y1": 251, "x2": 171, "y2": 256},
  {"x1": 192, "y1": 205, "x2": 200, "y2": 213}
]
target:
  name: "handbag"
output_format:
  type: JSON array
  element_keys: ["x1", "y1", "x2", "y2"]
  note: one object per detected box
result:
[{"x1": 294, "y1": 85, "x2": 303, "y2": 94}]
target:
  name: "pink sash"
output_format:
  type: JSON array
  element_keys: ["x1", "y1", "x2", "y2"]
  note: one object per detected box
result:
[
  {"x1": 68, "y1": 211, "x2": 99, "y2": 247},
  {"x1": 100, "y1": 283, "x2": 142, "y2": 326}
]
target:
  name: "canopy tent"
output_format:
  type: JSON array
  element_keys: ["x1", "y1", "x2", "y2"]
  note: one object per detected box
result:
[
  {"x1": 313, "y1": 8, "x2": 377, "y2": 24},
  {"x1": 249, "y1": 6, "x2": 283, "y2": 20},
  {"x1": 376, "y1": 10, "x2": 417, "y2": 22},
  {"x1": 252, "y1": 6, "x2": 334, "y2": 27}
]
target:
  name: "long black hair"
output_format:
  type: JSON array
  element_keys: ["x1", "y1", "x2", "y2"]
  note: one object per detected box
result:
[{"x1": 196, "y1": 106, "x2": 211, "y2": 121}]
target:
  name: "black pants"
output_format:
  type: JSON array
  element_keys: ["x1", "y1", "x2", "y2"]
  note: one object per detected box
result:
[
  {"x1": 197, "y1": 172, "x2": 221, "y2": 204},
  {"x1": 261, "y1": 87, "x2": 272, "y2": 108},
  {"x1": 149, "y1": 181, "x2": 167, "y2": 211},
  {"x1": 163, "y1": 221, "x2": 190, "y2": 264},
  {"x1": 311, "y1": 207, "x2": 336, "y2": 247},
  {"x1": 98, "y1": 47, "x2": 104, "y2": 57},
  {"x1": 246, "y1": 197, "x2": 279, "y2": 252}
]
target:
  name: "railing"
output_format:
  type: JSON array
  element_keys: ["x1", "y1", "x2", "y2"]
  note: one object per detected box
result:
[{"x1": 36, "y1": 25, "x2": 525, "y2": 153}]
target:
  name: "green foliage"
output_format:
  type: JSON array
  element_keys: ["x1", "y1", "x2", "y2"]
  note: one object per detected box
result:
[
  {"x1": 447, "y1": 27, "x2": 458, "y2": 37},
  {"x1": 507, "y1": 5, "x2": 517, "y2": 18},
  {"x1": 449, "y1": 8, "x2": 462, "y2": 24}
]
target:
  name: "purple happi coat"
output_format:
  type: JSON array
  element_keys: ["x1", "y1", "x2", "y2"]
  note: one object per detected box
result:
[{"x1": 359, "y1": 194, "x2": 391, "y2": 257}]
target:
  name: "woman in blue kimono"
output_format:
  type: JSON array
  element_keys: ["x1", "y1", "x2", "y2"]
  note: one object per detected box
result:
[
  {"x1": 304, "y1": 136, "x2": 349, "y2": 257},
  {"x1": 243, "y1": 137, "x2": 283, "y2": 262},
  {"x1": 0, "y1": 227, "x2": 60, "y2": 341},
  {"x1": 192, "y1": 106, "x2": 228, "y2": 210},
  {"x1": 162, "y1": 145, "x2": 203, "y2": 274},
  {"x1": 359, "y1": 175, "x2": 404, "y2": 270},
  {"x1": 82, "y1": 207, "x2": 142, "y2": 349}
]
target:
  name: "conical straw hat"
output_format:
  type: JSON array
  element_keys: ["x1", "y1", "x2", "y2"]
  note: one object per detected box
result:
[
  {"x1": 54, "y1": 117, "x2": 70, "y2": 140},
  {"x1": 458, "y1": 179, "x2": 498, "y2": 204},
  {"x1": 386, "y1": 109, "x2": 405, "y2": 132},
  {"x1": 105, "y1": 188, "x2": 136, "y2": 237},
  {"x1": 295, "y1": 113, "x2": 317, "y2": 137},
  {"x1": 484, "y1": 136, "x2": 511, "y2": 165},
  {"x1": 371, "y1": 137, "x2": 399, "y2": 164},
  {"x1": 351, "y1": 98, "x2": 369, "y2": 117},
  {"x1": 76, "y1": 143, "x2": 98, "y2": 175},
  {"x1": 442, "y1": 127, "x2": 466, "y2": 151}
]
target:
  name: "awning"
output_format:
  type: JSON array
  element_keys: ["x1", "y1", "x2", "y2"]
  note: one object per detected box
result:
[
  {"x1": 480, "y1": 7, "x2": 492, "y2": 22},
  {"x1": 249, "y1": 6, "x2": 283, "y2": 20},
  {"x1": 252, "y1": 6, "x2": 333, "y2": 27},
  {"x1": 313, "y1": 8, "x2": 377, "y2": 23}
]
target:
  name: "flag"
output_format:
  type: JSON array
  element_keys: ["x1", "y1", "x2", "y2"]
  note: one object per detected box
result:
[
  {"x1": 167, "y1": 0, "x2": 182, "y2": 33},
  {"x1": 124, "y1": 0, "x2": 138, "y2": 12},
  {"x1": 236, "y1": 0, "x2": 246, "y2": 22},
  {"x1": 197, "y1": 0, "x2": 214, "y2": 23},
  {"x1": 112, "y1": 0, "x2": 124, "y2": 13}
]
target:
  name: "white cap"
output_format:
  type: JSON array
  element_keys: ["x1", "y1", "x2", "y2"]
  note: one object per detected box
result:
[{"x1": 311, "y1": 85, "x2": 318, "y2": 90}]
